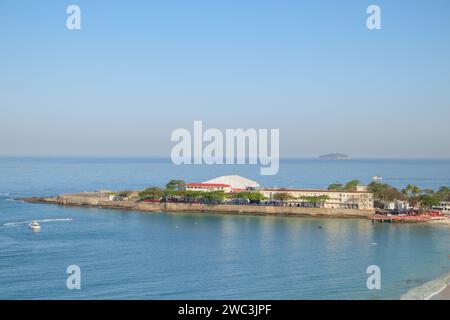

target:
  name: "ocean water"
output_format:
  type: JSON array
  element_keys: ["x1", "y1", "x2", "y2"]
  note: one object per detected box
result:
[{"x1": 0, "y1": 157, "x2": 449, "y2": 299}]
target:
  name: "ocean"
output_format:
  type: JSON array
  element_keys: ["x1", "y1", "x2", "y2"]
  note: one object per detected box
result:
[{"x1": 0, "y1": 157, "x2": 449, "y2": 299}]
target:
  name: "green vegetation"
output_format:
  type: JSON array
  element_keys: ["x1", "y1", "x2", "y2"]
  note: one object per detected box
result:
[
  {"x1": 437, "y1": 186, "x2": 450, "y2": 201},
  {"x1": 344, "y1": 180, "x2": 360, "y2": 191},
  {"x1": 273, "y1": 192, "x2": 295, "y2": 202},
  {"x1": 135, "y1": 179, "x2": 450, "y2": 210},
  {"x1": 327, "y1": 183, "x2": 344, "y2": 190},
  {"x1": 401, "y1": 184, "x2": 421, "y2": 197},
  {"x1": 417, "y1": 194, "x2": 440, "y2": 209},
  {"x1": 182, "y1": 190, "x2": 204, "y2": 202},
  {"x1": 367, "y1": 181, "x2": 405, "y2": 202},
  {"x1": 115, "y1": 190, "x2": 133, "y2": 198},
  {"x1": 138, "y1": 187, "x2": 164, "y2": 201},
  {"x1": 202, "y1": 191, "x2": 227, "y2": 204},
  {"x1": 368, "y1": 181, "x2": 450, "y2": 209},
  {"x1": 298, "y1": 195, "x2": 330, "y2": 207},
  {"x1": 327, "y1": 180, "x2": 360, "y2": 191},
  {"x1": 137, "y1": 180, "x2": 268, "y2": 205},
  {"x1": 166, "y1": 180, "x2": 186, "y2": 191},
  {"x1": 231, "y1": 191, "x2": 267, "y2": 204}
]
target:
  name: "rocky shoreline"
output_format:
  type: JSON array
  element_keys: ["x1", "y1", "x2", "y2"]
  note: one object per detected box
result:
[
  {"x1": 20, "y1": 192, "x2": 450, "y2": 225},
  {"x1": 20, "y1": 192, "x2": 374, "y2": 219}
]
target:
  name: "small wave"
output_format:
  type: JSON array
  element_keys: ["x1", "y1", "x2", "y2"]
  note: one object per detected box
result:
[
  {"x1": 2, "y1": 218, "x2": 73, "y2": 227},
  {"x1": 0, "y1": 193, "x2": 10, "y2": 196}
]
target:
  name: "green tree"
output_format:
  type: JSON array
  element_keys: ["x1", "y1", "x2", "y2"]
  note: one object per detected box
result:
[
  {"x1": 247, "y1": 192, "x2": 267, "y2": 204},
  {"x1": 402, "y1": 184, "x2": 421, "y2": 197},
  {"x1": 273, "y1": 192, "x2": 295, "y2": 202},
  {"x1": 231, "y1": 191, "x2": 266, "y2": 204},
  {"x1": 422, "y1": 188, "x2": 435, "y2": 195},
  {"x1": 328, "y1": 183, "x2": 344, "y2": 190},
  {"x1": 138, "y1": 187, "x2": 164, "y2": 201},
  {"x1": 436, "y1": 186, "x2": 450, "y2": 201},
  {"x1": 115, "y1": 190, "x2": 132, "y2": 198},
  {"x1": 166, "y1": 180, "x2": 186, "y2": 191},
  {"x1": 299, "y1": 195, "x2": 330, "y2": 208},
  {"x1": 344, "y1": 180, "x2": 360, "y2": 191},
  {"x1": 368, "y1": 182, "x2": 405, "y2": 202},
  {"x1": 233, "y1": 192, "x2": 250, "y2": 200},
  {"x1": 202, "y1": 191, "x2": 226, "y2": 204},
  {"x1": 162, "y1": 189, "x2": 177, "y2": 201},
  {"x1": 418, "y1": 194, "x2": 440, "y2": 209},
  {"x1": 183, "y1": 190, "x2": 204, "y2": 202}
]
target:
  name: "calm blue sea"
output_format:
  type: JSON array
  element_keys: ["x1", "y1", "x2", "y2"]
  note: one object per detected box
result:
[{"x1": 0, "y1": 158, "x2": 449, "y2": 299}]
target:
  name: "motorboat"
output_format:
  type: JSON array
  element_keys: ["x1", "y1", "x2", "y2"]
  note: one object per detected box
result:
[{"x1": 28, "y1": 220, "x2": 41, "y2": 231}]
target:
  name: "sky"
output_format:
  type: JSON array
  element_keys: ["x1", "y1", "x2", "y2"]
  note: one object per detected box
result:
[{"x1": 0, "y1": 0, "x2": 449, "y2": 158}]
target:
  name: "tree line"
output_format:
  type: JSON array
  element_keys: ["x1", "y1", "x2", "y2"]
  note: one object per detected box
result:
[
  {"x1": 119, "y1": 179, "x2": 450, "y2": 209},
  {"x1": 368, "y1": 182, "x2": 449, "y2": 208},
  {"x1": 135, "y1": 180, "x2": 330, "y2": 206},
  {"x1": 328, "y1": 179, "x2": 450, "y2": 209}
]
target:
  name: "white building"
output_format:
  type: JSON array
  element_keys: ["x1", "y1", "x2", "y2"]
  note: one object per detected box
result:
[
  {"x1": 432, "y1": 201, "x2": 450, "y2": 214},
  {"x1": 203, "y1": 175, "x2": 260, "y2": 191},
  {"x1": 259, "y1": 188, "x2": 374, "y2": 210},
  {"x1": 378, "y1": 200, "x2": 410, "y2": 211},
  {"x1": 186, "y1": 183, "x2": 232, "y2": 193}
]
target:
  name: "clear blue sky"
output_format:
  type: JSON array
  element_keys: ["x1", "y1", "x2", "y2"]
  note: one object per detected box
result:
[{"x1": 1, "y1": 0, "x2": 449, "y2": 157}]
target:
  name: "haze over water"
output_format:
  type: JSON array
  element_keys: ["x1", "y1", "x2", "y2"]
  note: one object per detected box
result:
[{"x1": 0, "y1": 157, "x2": 449, "y2": 299}]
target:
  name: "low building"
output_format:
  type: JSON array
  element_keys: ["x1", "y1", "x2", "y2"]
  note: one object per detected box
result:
[
  {"x1": 186, "y1": 183, "x2": 232, "y2": 193},
  {"x1": 259, "y1": 188, "x2": 374, "y2": 210},
  {"x1": 377, "y1": 200, "x2": 410, "y2": 211},
  {"x1": 432, "y1": 201, "x2": 450, "y2": 214}
]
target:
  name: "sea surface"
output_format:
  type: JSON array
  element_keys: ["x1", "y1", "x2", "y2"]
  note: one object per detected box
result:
[{"x1": 0, "y1": 157, "x2": 449, "y2": 299}]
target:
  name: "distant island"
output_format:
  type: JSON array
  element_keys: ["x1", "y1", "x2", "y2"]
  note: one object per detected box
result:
[{"x1": 318, "y1": 153, "x2": 350, "y2": 160}]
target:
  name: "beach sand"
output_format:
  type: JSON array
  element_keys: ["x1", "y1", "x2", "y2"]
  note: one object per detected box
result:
[
  {"x1": 429, "y1": 218, "x2": 450, "y2": 226},
  {"x1": 430, "y1": 284, "x2": 450, "y2": 300},
  {"x1": 401, "y1": 273, "x2": 450, "y2": 300}
]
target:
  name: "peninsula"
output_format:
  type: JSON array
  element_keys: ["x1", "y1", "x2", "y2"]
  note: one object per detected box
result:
[{"x1": 20, "y1": 175, "x2": 450, "y2": 223}]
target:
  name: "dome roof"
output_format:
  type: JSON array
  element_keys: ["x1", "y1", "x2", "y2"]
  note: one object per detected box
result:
[{"x1": 203, "y1": 175, "x2": 259, "y2": 190}]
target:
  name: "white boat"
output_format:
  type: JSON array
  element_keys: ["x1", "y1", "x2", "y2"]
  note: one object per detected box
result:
[
  {"x1": 372, "y1": 175, "x2": 383, "y2": 181},
  {"x1": 28, "y1": 221, "x2": 41, "y2": 231}
]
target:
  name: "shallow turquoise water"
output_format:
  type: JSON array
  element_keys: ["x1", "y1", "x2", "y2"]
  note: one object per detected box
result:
[{"x1": 0, "y1": 158, "x2": 449, "y2": 299}]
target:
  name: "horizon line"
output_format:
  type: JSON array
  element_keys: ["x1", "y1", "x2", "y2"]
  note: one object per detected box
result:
[{"x1": 1, "y1": 155, "x2": 450, "y2": 160}]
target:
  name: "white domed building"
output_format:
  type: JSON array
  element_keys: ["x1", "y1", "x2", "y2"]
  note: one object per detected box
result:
[{"x1": 186, "y1": 175, "x2": 260, "y2": 193}]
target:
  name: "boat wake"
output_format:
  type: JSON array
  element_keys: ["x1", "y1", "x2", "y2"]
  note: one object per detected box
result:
[
  {"x1": 0, "y1": 193, "x2": 11, "y2": 197},
  {"x1": 2, "y1": 218, "x2": 73, "y2": 227}
]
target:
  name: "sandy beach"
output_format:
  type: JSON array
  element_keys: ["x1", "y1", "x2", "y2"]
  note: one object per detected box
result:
[
  {"x1": 430, "y1": 284, "x2": 450, "y2": 300},
  {"x1": 429, "y1": 218, "x2": 450, "y2": 226},
  {"x1": 401, "y1": 273, "x2": 450, "y2": 300}
]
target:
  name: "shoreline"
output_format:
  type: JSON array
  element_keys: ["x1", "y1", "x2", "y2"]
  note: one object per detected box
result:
[
  {"x1": 401, "y1": 273, "x2": 450, "y2": 300},
  {"x1": 20, "y1": 193, "x2": 374, "y2": 219},
  {"x1": 430, "y1": 283, "x2": 450, "y2": 300},
  {"x1": 20, "y1": 193, "x2": 450, "y2": 225}
]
